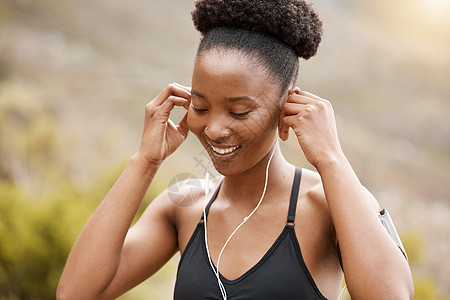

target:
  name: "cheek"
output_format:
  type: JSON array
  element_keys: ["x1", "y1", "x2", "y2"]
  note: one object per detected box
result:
[{"x1": 249, "y1": 107, "x2": 280, "y2": 133}]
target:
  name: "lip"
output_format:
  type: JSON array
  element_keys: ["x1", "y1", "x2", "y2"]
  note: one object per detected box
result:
[{"x1": 206, "y1": 141, "x2": 241, "y2": 159}]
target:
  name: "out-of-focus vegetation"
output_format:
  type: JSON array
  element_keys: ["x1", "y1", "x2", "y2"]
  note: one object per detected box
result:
[{"x1": 0, "y1": 0, "x2": 449, "y2": 299}]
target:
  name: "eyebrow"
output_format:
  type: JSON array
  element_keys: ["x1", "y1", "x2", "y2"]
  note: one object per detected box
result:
[
  {"x1": 191, "y1": 89, "x2": 206, "y2": 98},
  {"x1": 191, "y1": 89, "x2": 256, "y2": 103},
  {"x1": 225, "y1": 96, "x2": 257, "y2": 103}
]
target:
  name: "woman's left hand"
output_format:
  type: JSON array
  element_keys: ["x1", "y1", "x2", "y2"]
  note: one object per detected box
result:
[{"x1": 278, "y1": 88, "x2": 344, "y2": 169}]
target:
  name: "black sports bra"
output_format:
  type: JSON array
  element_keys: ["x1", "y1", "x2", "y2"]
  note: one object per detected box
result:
[{"x1": 173, "y1": 167, "x2": 327, "y2": 300}]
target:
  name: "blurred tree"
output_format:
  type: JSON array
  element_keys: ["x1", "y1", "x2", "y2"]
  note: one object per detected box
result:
[
  {"x1": 0, "y1": 0, "x2": 449, "y2": 298},
  {"x1": 0, "y1": 81, "x2": 61, "y2": 188},
  {"x1": 401, "y1": 232, "x2": 450, "y2": 300},
  {"x1": 0, "y1": 181, "x2": 93, "y2": 299}
]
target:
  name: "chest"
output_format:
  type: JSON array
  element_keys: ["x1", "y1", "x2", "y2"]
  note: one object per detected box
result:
[
  {"x1": 177, "y1": 197, "x2": 331, "y2": 282},
  {"x1": 174, "y1": 222, "x2": 328, "y2": 300}
]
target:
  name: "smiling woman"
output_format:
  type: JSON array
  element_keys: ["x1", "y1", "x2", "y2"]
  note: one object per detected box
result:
[
  {"x1": 188, "y1": 51, "x2": 280, "y2": 176},
  {"x1": 57, "y1": 1, "x2": 414, "y2": 300}
]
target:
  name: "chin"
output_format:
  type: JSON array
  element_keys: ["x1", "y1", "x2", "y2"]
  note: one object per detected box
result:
[
  {"x1": 200, "y1": 145, "x2": 245, "y2": 176},
  {"x1": 206, "y1": 151, "x2": 243, "y2": 176},
  {"x1": 207, "y1": 149, "x2": 266, "y2": 178},
  {"x1": 211, "y1": 162, "x2": 241, "y2": 177}
]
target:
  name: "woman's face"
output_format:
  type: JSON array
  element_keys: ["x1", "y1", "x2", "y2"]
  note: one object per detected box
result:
[{"x1": 188, "y1": 49, "x2": 283, "y2": 176}]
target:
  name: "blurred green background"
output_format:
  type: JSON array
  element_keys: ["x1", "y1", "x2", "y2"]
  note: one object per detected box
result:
[{"x1": 0, "y1": 0, "x2": 449, "y2": 299}]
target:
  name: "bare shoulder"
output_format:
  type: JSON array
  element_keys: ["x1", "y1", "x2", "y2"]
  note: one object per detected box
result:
[
  {"x1": 295, "y1": 167, "x2": 336, "y2": 249},
  {"x1": 143, "y1": 175, "x2": 223, "y2": 253},
  {"x1": 294, "y1": 167, "x2": 341, "y2": 288},
  {"x1": 165, "y1": 176, "x2": 223, "y2": 213},
  {"x1": 299, "y1": 168, "x2": 380, "y2": 210},
  {"x1": 300, "y1": 168, "x2": 329, "y2": 214},
  {"x1": 143, "y1": 176, "x2": 221, "y2": 218}
]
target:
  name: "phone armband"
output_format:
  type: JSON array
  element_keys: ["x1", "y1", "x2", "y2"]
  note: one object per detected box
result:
[{"x1": 379, "y1": 208, "x2": 408, "y2": 260}]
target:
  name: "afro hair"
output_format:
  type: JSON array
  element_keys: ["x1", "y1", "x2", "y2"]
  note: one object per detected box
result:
[{"x1": 191, "y1": 0, "x2": 323, "y2": 60}]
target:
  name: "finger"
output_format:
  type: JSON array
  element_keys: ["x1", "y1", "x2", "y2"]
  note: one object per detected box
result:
[
  {"x1": 281, "y1": 114, "x2": 305, "y2": 129},
  {"x1": 286, "y1": 92, "x2": 316, "y2": 105},
  {"x1": 281, "y1": 102, "x2": 309, "y2": 116},
  {"x1": 278, "y1": 115, "x2": 292, "y2": 141},
  {"x1": 278, "y1": 122, "x2": 290, "y2": 141},
  {"x1": 155, "y1": 96, "x2": 189, "y2": 122},
  {"x1": 152, "y1": 83, "x2": 191, "y2": 106},
  {"x1": 177, "y1": 112, "x2": 190, "y2": 139},
  {"x1": 300, "y1": 90, "x2": 327, "y2": 102},
  {"x1": 162, "y1": 95, "x2": 190, "y2": 111},
  {"x1": 288, "y1": 89, "x2": 329, "y2": 105},
  {"x1": 172, "y1": 82, "x2": 192, "y2": 94}
]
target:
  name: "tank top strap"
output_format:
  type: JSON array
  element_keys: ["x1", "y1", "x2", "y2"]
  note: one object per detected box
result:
[
  {"x1": 287, "y1": 167, "x2": 302, "y2": 225},
  {"x1": 201, "y1": 180, "x2": 223, "y2": 221}
]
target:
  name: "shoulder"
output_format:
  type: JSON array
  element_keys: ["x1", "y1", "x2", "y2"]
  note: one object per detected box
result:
[
  {"x1": 300, "y1": 168, "x2": 328, "y2": 212},
  {"x1": 150, "y1": 175, "x2": 222, "y2": 210},
  {"x1": 147, "y1": 175, "x2": 223, "y2": 229},
  {"x1": 295, "y1": 168, "x2": 339, "y2": 265},
  {"x1": 298, "y1": 167, "x2": 380, "y2": 214},
  {"x1": 296, "y1": 167, "x2": 334, "y2": 240}
]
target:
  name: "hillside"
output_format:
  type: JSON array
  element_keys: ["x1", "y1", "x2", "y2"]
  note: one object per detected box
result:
[{"x1": 1, "y1": 0, "x2": 449, "y2": 298}]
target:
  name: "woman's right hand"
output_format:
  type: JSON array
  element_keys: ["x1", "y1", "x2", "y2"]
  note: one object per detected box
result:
[
  {"x1": 57, "y1": 83, "x2": 189, "y2": 300},
  {"x1": 135, "y1": 83, "x2": 191, "y2": 166}
]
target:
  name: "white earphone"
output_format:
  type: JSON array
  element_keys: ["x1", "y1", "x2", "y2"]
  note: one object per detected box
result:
[
  {"x1": 202, "y1": 143, "x2": 347, "y2": 300},
  {"x1": 203, "y1": 144, "x2": 276, "y2": 300}
]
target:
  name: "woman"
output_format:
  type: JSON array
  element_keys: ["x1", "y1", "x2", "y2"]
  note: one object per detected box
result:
[{"x1": 57, "y1": 0, "x2": 413, "y2": 299}]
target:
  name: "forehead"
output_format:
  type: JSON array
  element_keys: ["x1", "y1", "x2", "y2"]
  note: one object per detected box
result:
[{"x1": 192, "y1": 50, "x2": 280, "y2": 103}]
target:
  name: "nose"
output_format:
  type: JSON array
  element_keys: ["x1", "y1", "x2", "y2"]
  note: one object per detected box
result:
[{"x1": 205, "y1": 116, "x2": 232, "y2": 141}]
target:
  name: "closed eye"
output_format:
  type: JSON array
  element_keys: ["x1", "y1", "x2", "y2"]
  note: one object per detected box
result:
[
  {"x1": 230, "y1": 111, "x2": 250, "y2": 118},
  {"x1": 191, "y1": 105, "x2": 208, "y2": 113}
]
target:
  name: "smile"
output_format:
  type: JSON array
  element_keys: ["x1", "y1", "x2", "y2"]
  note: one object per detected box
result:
[{"x1": 207, "y1": 143, "x2": 240, "y2": 155}]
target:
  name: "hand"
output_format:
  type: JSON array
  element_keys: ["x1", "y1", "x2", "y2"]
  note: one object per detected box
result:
[
  {"x1": 135, "y1": 83, "x2": 191, "y2": 166},
  {"x1": 278, "y1": 88, "x2": 344, "y2": 169}
]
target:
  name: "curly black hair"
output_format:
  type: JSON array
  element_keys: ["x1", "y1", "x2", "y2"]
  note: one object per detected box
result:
[{"x1": 191, "y1": 0, "x2": 323, "y2": 95}]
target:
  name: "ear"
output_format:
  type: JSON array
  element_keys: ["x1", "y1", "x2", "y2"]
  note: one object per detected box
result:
[
  {"x1": 289, "y1": 86, "x2": 301, "y2": 96},
  {"x1": 278, "y1": 91, "x2": 289, "y2": 140}
]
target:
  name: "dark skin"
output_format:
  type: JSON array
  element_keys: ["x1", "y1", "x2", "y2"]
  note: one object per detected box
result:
[
  {"x1": 57, "y1": 49, "x2": 413, "y2": 300},
  {"x1": 186, "y1": 51, "x2": 342, "y2": 293}
]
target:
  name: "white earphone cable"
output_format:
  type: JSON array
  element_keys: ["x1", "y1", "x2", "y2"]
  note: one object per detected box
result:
[
  {"x1": 338, "y1": 284, "x2": 347, "y2": 300},
  {"x1": 203, "y1": 145, "x2": 277, "y2": 300}
]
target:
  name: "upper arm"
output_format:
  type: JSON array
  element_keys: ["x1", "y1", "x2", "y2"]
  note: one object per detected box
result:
[
  {"x1": 363, "y1": 185, "x2": 381, "y2": 212},
  {"x1": 303, "y1": 171, "x2": 381, "y2": 258},
  {"x1": 99, "y1": 190, "x2": 178, "y2": 300}
]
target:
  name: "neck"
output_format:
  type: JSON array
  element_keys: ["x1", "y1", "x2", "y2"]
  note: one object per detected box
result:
[{"x1": 220, "y1": 143, "x2": 292, "y2": 207}]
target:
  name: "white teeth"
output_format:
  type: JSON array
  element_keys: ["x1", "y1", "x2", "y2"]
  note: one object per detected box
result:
[{"x1": 209, "y1": 144, "x2": 239, "y2": 155}]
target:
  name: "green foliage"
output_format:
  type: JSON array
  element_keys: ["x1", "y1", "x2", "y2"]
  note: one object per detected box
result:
[
  {"x1": 0, "y1": 83, "x2": 125, "y2": 298},
  {"x1": 0, "y1": 0, "x2": 449, "y2": 298},
  {"x1": 0, "y1": 161, "x2": 167, "y2": 299},
  {"x1": 0, "y1": 181, "x2": 94, "y2": 299},
  {"x1": 401, "y1": 232, "x2": 449, "y2": 300},
  {"x1": 401, "y1": 230, "x2": 424, "y2": 266},
  {"x1": 0, "y1": 77, "x2": 167, "y2": 298},
  {"x1": 413, "y1": 278, "x2": 449, "y2": 300},
  {"x1": 0, "y1": 81, "x2": 61, "y2": 186}
]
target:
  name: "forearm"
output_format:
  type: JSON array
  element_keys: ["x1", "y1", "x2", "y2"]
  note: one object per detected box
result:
[
  {"x1": 57, "y1": 155, "x2": 160, "y2": 299},
  {"x1": 316, "y1": 155, "x2": 413, "y2": 300}
]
